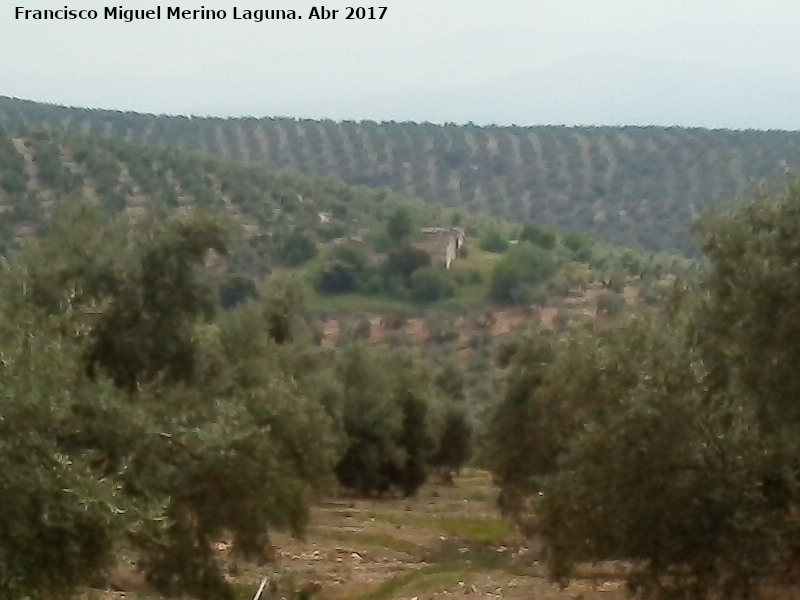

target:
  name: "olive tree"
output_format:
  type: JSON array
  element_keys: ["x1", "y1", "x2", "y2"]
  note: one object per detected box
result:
[
  {"x1": 0, "y1": 203, "x2": 339, "y2": 600},
  {"x1": 488, "y1": 182, "x2": 800, "y2": 600}
]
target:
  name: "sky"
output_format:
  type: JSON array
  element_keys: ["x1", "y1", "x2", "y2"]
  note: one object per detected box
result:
[{"x1": 2, "y1": 1, "x2": 799, "y2": 129}]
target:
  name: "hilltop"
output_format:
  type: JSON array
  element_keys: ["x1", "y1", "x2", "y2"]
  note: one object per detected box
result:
[{"x1": 2, "y1": 95, "x2": 799, "y2": 255}]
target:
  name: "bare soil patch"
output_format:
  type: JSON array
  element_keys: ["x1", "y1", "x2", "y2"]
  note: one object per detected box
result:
[{"x1": 97, "y1": 470, "x2": 627, "y2": 600}]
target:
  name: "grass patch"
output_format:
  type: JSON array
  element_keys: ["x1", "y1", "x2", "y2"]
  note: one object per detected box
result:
[
  {"x1": 311, "y1": 528, "x2": 425, "y2": 557},
  {"x1": 438, "y1": 516, "x2": 513, "y2": 543},
  {"x1": 425, "y1": 539, "x2": 536, "y2": 575},
  {"x1": 458, "y1": 487, "x2": 495, "y2": 503},
  {"x1": 453, "y1": 247, "x2": 503, "y2": 273},
  {"x1": 401, "y1": 569, "x2": 474, "y2": 596},
  {"x1": 345, "y1": 565, "x2": 472, "y2": 600},
  {"x1": 368, "y1": 513, "x2": 512, "y2": 544}
]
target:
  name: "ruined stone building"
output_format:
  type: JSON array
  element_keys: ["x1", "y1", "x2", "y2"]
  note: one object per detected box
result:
[{"x1": 416, "y1": 227, "x2": 466, "y2": 269}]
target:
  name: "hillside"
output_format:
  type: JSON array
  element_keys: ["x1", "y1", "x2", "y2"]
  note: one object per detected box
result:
[
  {"x1": 2, "y1": 96, "x2": 800, "y2": 255},
  {"x1": 0, "y1": 126, "x2": 469, "y2": 275},
  {"x1": 0, "y1": 124, "x2": 689, "y2": 299},
  {"x1": 0, "y1": 124, "x2": 691, "y2": 423},
  {"x1": 0, "y1": 126, "x2": 692, "y2": 416}
]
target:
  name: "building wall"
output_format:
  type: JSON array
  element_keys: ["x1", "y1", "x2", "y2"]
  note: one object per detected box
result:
[{"x1": 417, "y1": 227, "x2": 465, "y2": 269}]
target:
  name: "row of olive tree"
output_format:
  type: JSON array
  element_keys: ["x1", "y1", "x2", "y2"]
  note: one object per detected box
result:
[{"x1": 487, "y1": 182, "x2": 800, "y2": 600}]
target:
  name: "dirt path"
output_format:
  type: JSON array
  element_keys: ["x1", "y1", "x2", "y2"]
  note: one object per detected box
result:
[{"x1": 100, "y1": 470, "x2": 627, "y2": 600}]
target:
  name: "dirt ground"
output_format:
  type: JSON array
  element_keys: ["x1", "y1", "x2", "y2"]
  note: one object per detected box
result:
[{"x1": 100, "y1": 470, "x2": 628, "y2": 600}]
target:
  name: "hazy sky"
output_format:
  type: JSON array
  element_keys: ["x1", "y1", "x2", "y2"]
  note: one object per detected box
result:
[{"x1": 2, "y1": 1, "x2": 799, "y2": 129}]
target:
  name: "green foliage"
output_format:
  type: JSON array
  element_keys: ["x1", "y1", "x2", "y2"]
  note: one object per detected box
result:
[
  {"x1": 488, "y1": 182, "x2": 800, "y2": 600},
  {"x1": 278, "y1": 229, "x2": 318, "y2": 266},
  {"x1": 6, "y1": 97, "x2": 789, "y2": 255},
  {"x1": 135, "y1": 376, "x2": 337, "y2": 600},
  {"x1": 486, "y1": 331, "x2": 559, "y2": 514},
  {"x1": 427, "y1": 317, "x2": 459, "y2": 344},
  {"x1": 0, "y1": 127, "x2": 470, "y2": 276},
  {"x1": 84, "y1": 211, "x2": 229, "y2": 390},
  {"x1": 317, "y1": 260, "x2": 360, "y2": 295},
  {"x1": 434, "y1": 360, "x2": 467, "y2": 402},
  {"x1": 315, "y1": 242, "x2": 371, "y2": 295},
  {"x1": 409, "y1": 267, "x2": 456, "y2": 304},
  {"x1": 332, "y1": 345, "x2": 405, "y2": 495},
  {"x1": 0, "y1": 204, "x2": 339, "y2": 600},
  {"x1": 696, "y1": 183, "x2": 800, "y2": 427},
  {"x1": 332, "y1": 345, "x2": 440, "y2": 497},
  {"x1": 386, "y1": 207, "x2": 413, "y2": 243},
  {"x1": 562, "y1": 232, "x2": 592, "y2": 260},
  {"x1": 0, "y1": 127, "x2": 687, "y2": 313},
  {"x1": 219, "y1": 273, "x2": 259, "y2": 309},
  {"x1": 394, "y1": 362, "x2": 437, "y2": 496},
  {"x1": 0, "y1": 131, "x2": 27, "y2": 195},
  {"x1": 430, "y1": 407, "x2": 473, "y2": 481},
  {"x1": 0, "y1": 317, "x2": 132, "y2": 600},
  {"x1": 519, "y1": 222, "x2": 556, "y2": 249},
  {"x1": 488, "y1": 242, "x2": 557, "y2": 303},
  {"x1": 331, "y1": 240, "x2": 370, "y2": 271},
  {"x1": 540, "y1": 318, "x2": 770, "y2": 600},
  {"x1": 478, "y1": 227, "x2": 509, "y2": 253},
  {"x1": 384, "y1": 245, "x2": 432, "y2": 281}
]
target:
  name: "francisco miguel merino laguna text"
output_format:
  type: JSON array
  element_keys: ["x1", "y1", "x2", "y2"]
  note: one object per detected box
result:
[{"x1": 14, "y1": 5, "x2": 388, "y2": 21}]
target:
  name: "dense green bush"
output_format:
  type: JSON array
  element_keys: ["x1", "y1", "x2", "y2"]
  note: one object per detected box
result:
[
  {"x1": 386, "y1": 206, "x2": 413, "y2": 243},
  {"x1": 384, "y1": 245, "x2": 432, "y2": 281},
  {"x1": 478, "y1": 227, "x2": 509, "y2": 253},
  {"x1": 488, "y1": 242, "x2": 558, "y2": 303},
  {"x1": 519, "y1": 222, "x2": 556, "y2": 249},
  {"x1": 332, "y1": 345, "x2": 440, "y2": 497},
  {"x1": 316, "y1": 260, "x2": 359, "y2": 294},
  {"x1": 315, "y1": 242, "x2": 373, "y2": 295},
  {"x1": 278, "y1": 229, "x2": 318, "y2": 266},
  {"x1": 409, "y1": 267, "x2": 457, "y2": 303},
  {"x1": 562, "y1": 232, "x2": 593, "y2": 260}
]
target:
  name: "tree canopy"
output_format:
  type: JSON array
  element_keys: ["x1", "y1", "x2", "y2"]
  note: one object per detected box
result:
[
  {"x1": 0, "y1": 204, "x2": 339, "y2": 600},
  {"x1": 488, "y1": 242, "x2": 558, "y2": 303},
  {"x1": 487, "y1": 181, "x2": 800, "y2": 600}
]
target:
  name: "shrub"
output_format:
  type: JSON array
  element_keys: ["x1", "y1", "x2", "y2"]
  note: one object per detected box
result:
[
  {"x1": 596, "y1": 291, "x2": 627, "y2": 316},
  {"x1": 409, "y1": 267, "x2": 456, "y2": 304},
  {"x1": 488, "y1": 243, "x2": 557, "y2": 303},
  {"x1": 384, "y1": 245, "x2": 432, "y2": 281},
  {"x1": 478, "y1": 228, "x2": 509, "y2": 253},
  {"x1": 562, "y1": 232, "x2": 592, "y2": 260},
  {"x1": 278, "y1": 230, "x2": 317, "y2": 266},
  {"x1": 519, "y1": 222, "x2": 556, "y2": 249}
]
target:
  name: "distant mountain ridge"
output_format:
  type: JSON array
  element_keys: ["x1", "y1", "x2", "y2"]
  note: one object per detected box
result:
[{"x1": 2, "y1": 95, "x2": 799, "y2": 255}]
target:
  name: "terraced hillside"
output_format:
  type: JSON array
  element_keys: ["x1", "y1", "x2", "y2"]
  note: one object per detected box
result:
[
  {"x1": 0, "y1": 126, "x2": 463, "y2": 274},
  {"x1": 3, "y1": 95, "x2": 800, "y2": 254}
]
